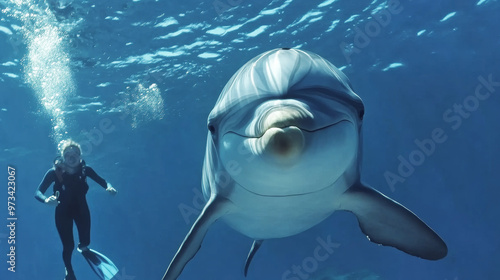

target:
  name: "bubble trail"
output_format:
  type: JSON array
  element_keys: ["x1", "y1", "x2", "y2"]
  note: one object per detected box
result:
[
  {"x1": 130, "y1": 83, "x2": 165, "y2": 129},
  {"x1": 4, "y1": 0, "x2": 75, "y2": 142}
]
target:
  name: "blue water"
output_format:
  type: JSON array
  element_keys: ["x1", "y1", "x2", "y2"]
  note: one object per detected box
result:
[{"x1": 1, "y1": 0, "x2": 499, "y2": 279}]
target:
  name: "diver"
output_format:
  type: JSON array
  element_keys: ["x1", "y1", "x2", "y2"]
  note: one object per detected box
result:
[{"x1": 35, "y1": 139, "x2": 118, "y2": 280}]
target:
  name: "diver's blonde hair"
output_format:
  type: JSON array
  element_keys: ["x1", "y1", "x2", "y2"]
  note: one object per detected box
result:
[{"x1": 58, "y1": 139, "x2": 82, "y2": 156}]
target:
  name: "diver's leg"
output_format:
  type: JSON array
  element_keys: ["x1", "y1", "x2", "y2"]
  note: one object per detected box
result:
[
  {"x1": 55, "y1": 206, "x2": 76, "y2": 278},
  {"x1": 74, "y1": 199, "x2": 91, "y2": 250}
]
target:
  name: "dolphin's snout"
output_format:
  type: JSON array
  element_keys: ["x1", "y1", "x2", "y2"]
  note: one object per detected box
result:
[
  {"x1": 253, "y1": 105, "x2": 310, "y2": 165},
  {"x1": 261, "y1": 106, "x2": 314, "y2": 133},
  {"x1": 259, "y1": 126, "x2": 305, "y2": 164}
]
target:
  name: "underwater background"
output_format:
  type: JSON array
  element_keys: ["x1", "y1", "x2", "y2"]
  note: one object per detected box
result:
[{"x1": 0, "y1": 0, "x2": 499, "y2": 279}]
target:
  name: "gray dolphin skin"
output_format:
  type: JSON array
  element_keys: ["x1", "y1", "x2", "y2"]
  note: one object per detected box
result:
[{"x1": 163, "y1": 48, "x2": 447, "y2": 280}]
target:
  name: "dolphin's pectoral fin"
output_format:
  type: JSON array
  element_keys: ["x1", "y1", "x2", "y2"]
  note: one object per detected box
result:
[
  {"x1": 163, "y1": 196, "x2": 233, "y2": 280},
  {"x1": 244, "y1": 240, "x2": 263, "y2": 277},
  {"x1": 339, "y1": 182, "x2": 447, "y2": 260}
]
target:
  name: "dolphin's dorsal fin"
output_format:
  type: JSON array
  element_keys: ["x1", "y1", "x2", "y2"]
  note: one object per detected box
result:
[
  {"x1": 339, "y1": 182, "x2": 447, "y2": 260},
  {"x1": 163, "y1": 196, "x2": 233, "y2": 280},
  {"x1": 244, "y1": 239, "x2": 263, "y2": 277}
]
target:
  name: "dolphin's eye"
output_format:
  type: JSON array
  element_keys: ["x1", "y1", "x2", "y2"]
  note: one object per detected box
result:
[
  {"x1": 359, "y1": 109, "x2": 364, "y2": 120},
  {"x1": 208, "y1": 124, "x2": 216, "y2": 134}
]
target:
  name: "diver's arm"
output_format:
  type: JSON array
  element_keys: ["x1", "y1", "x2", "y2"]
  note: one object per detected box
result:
[
  {"x1": 86, "y1": 166, "x2": 117, "y2": 194},
  {"x1": 34, "y1": 169, "x2": 55, "y2": 203},
  {"x1": 85, "y1": 166, "x2": 108, "y2": 189}
]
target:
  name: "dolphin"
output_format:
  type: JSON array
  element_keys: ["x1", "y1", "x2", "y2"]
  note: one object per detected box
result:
[{"x1": 163, "y1": 48, "x2": 447, "y2": 280}]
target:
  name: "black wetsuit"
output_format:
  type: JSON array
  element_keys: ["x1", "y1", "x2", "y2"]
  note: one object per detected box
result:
[{"x1": 35, "y1": 163, "x2": 107, "y2": 275}]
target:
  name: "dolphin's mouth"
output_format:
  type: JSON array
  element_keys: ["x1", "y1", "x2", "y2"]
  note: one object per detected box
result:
[
  {"x1": 226, "y1": 100, "x2": 352, "y2": 138},
  {"x1": 227, "y1": 117, "x2": 351, "y2": 139},
  {"x1": 262, "y1": 119, "x2": 350, "y2": 134}
]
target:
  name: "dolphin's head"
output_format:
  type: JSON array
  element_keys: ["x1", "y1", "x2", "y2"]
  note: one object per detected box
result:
[{"x1": 207, "y1": 48, "x2": 364, "y2": 197}]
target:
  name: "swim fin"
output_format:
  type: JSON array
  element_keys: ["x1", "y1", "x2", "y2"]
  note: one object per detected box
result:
[{"x1": 81, "y1": 249, "x2": 119, "y2": 280}]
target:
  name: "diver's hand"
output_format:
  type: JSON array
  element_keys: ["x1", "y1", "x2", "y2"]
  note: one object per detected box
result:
[
  {"x1": 106, "y1": 183, "x2": 117, "y2": 195},
  {"x1": 45, "y1": 191, "x2": 60, "y2": 206}
]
